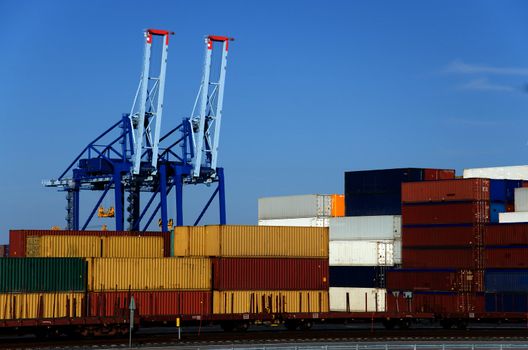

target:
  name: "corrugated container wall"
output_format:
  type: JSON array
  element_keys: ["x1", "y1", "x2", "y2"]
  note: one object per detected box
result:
[
  {"x1": 485, "y1": 224, "x2": 528, "y2": 246},
  {"x1": 329, "y1": 287, "x2": 386, "y2": 312},
  {"x1": 485, "y1": 270, "x2": 528, "y2": 292},
  {"x1": 34, "y1": 236, "x2": 100, "y2": 257},
  {"x1": 401, "y1": 179, "x2": 490, "y2": 203},
  {"x1": 0, "y1": 292, "x2": 84, "y2": 320},
  {"x1": 9, "y1": 230, "x2": 170, "y2": 257},
  {"x1": 88, "y1": 291, "x2": 212, "y2": 317},
  {"x1": 173, "y1": 226, "x2": 328, "y2": 258},
  {"x1": 484, "y1": 247, "x2": 528, "y2": 268},
  {"x1": 258, "y1": 218, "x2": 330, "y2": 227},
  {"x1": 515, "y1": 188, "x2": 528, "y2": 212},
  {"x1": 212, "y1": 258, "x2": 328, "y2": 290},
  {"x1": 87, "y1": 258, "x2": 211, "y2": 291},
  {"x1": 387, "y1": 292, "x2": 484, "y2": 314},
  {"x1": 403, "y1": 226, "x2": 481, "y2": 247},
  {"x1": 0, "y1": 258, "x2": 86, "y2": 292},
  {"x1": 329, "y1": 241, "x2": 394, "y2": 266},
  {"x1": 463, "y1": 166, "x2": 528, "y2": 180},
  {"x1": 329, "y1": 266, "x2": 386, "y2": 288},
  {"x1": 258, "y1": 194, "x2": 344, "y2": 220},
  {"x1": 329, "y1": 216, "x2": 401, "y2": 241},
  {"x1": 485, "y1": 293, "x2": 528, "y2": 312},
  {"x1": 103, "y1": 236, "x2": 164, "y2": 257},
  {"x1": 402, "y1": 202, "x2": 490, "y2": 225},
  {"x1": 402, "y1": 248, "x2": 479, "y2": 269},
  {"x1": 386, "y1": 269, "x2": 483, "y2": 292},
  {"x1": 213, "y1": 290, "x2": 329, "y2": 314}
]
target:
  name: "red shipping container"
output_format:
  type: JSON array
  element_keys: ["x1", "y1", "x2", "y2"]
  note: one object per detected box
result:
[
  {"x1": 402, "y1": 247, "x2": 480, "y2": 269},
  {"x1": 88, "y1": 291, "x2": 212, "y2": 317},
  {"x1": 423, "y1": 169, "x2": 456, "y2": 181},
  {"x1": 402, "y1": 179, "x2": 490, "y2": 203},
  {"x1": 387, "y1": 292, "x2": 484, "y2": 314},
  {"x1": 386, "y1": 269, "x2": 483, "y2": 292},
  {"x1": 9, "y1": 230, "x2": 171, "y2": 257},
  {"x1": 402, "y1": 202, "x2": 490, "y2": 225},
  {"x1": 212, "y1": 258, "x2": 328, "y2": 290},
  {"x1": 484, "y1": 223, "x2": 528, "y2": 246},
  {"x1": 402, "y1": 225, "x2": 483, "y2": 248},
  {"x1": 484, "y1": 247, "x2": 528, "y2": 268}
]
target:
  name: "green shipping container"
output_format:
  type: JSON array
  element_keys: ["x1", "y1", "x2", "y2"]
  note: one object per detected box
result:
[{"x1": 0, "y1": 258, "x2": 86, "y2": 292}]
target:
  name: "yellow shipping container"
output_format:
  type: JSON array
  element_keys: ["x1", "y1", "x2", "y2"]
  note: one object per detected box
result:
[
  {"x1": 87, "y1": 257, "x2": 211, "y2": 291},
  {"x1": 213, "y1": 290, "x2": 329, "y2": 314},
  {"x1": 38, "y1": 235, "x2": 101, "y2": 257},
  {"x1": 103, "y1": 236, "x2": 164, "y2": 258},
  {"x1": 25, "y1": 236, "x2": 41, "y2": 257},
  {"x1": 0, "y1": 292, "x2": 84, "y2": 319},
  {"x1": 173, "y1": 226, "x2": 220, "y2": 256},
  {"x1": 172, "y1": 225, "x2": 328, "y2": 258}
]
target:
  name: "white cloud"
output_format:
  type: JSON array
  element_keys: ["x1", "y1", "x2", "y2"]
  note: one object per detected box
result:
[
  {"x1": 458, "y1": 78, "x2": 514, "y2": 92},
  {"x1": 446, "y1": 60, "x2": 528, "y2": 76}
]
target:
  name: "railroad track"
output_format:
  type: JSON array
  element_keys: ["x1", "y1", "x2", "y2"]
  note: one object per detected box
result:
[{"x1": 2, "y1": 327, "x2": 528, "y2": 349}]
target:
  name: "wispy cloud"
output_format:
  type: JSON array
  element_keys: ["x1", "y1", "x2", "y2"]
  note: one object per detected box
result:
[
  {"x1": 458, "y1": 78, "x2": 515, "y2": 92},
  {"x1": 446, "y1": 60, "x2": 528, "y2": 76}
]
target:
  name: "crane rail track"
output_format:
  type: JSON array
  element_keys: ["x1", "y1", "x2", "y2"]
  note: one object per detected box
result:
[{"x1": 2, "y1": 327, "x2": 528, "y2": 350}]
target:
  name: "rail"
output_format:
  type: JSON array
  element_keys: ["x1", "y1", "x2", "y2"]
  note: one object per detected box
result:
[{"x1": 222, "y1": 345, "x2": 528, "y2": 350}]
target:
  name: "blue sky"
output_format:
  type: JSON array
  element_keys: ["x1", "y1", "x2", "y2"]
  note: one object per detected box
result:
[{"x1": 1, "y1": 1, "x2": 528, "y2": 242}]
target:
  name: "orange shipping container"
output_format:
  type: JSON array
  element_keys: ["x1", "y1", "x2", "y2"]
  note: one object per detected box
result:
[{"x1": 331, "y1": 194, "x2": 345, "y2": 217}]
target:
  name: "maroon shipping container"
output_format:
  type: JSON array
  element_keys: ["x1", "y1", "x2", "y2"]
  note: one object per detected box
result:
[
  {"x1": 402, "y1": 202, "x2": 490, "y2": 226},
  {"x1": 9, "y1": 230, "x2": 171, "y2": 257},
  {"x1": 387, "y1": 292, "x2": 485, "y2": 314},
  {"x1": 484, "y1": 247, "x2": 528, "y2": 268},
  {"x1": 423, "y1": 169, "x2": 456, "y2": 181},
  {"x1": 403, "y1": 225, "x2": 482, "y2": 248},
  {"x1": 88, "y1": 291, "x2": 212, "y2": 317},
  {"x1": 402, "y1": 248, "x2": 480, "y2": 269},
  {"x1": 402, "y1": 179, "x2": 490, "y2": 204},
  {"x1": 212, "y1": 258, "x2": 329, "y2": 290},
  {"x1": 386, "y1": 269, "x2": 483, "y2": 292},
  {"x1": 485, "y1": 223, "x2": 528, "y2": 246},
  {"x1": 0, "y1": 245, "x2": 7, "y2": 257}
]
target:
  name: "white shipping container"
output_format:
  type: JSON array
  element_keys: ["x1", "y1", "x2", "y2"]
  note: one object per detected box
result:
[
  {"x1": 329, "y1": 216, "x2": 401, "y2": 241},
  {"x1": 329, "y1": 240, "x2": 394, "y2": 266},
  {"x1": 329, "y1": 287, "x2": 386, "y2": 312},
  {"x1": 258, "y1": 194, "x2": 332, "y2": 220},
  {"x1": 463, "y1": 165, "x2": 528, "y2": 180},
  {"x1": 258, "y1": 217, "x2": 330, "y2": 227},
  {"x1": 499, "y1": 212, "x2": 528, "y2": 223},
  {"x1": 394, "y1": 239, "x2": 402, "y2": 265},
  {"x1": 515, "y1": 188, "x2": 528, "y2": 212}
]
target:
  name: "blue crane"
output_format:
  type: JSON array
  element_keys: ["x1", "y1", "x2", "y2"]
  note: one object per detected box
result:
[{"x1": 44, "y1": 29, "x2": 234, "y2": 232}]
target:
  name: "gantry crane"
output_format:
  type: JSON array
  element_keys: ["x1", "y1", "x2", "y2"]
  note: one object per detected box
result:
[{"x1": 44, "y1": 29, "x2": 234, "y2": 232}]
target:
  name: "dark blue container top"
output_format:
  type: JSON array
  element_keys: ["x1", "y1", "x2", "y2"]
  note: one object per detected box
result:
[
  {"x1": 485, "y1": 269, "x2": 528, "y2": 293},
  {"x1": 344, "y1": 168, "x2": 425, "y2": 195}
]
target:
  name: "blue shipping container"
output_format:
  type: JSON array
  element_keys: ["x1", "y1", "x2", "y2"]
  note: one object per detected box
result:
[
  {"x1": 345, "y1": 193, "x2": 402, "y2": 216},
  {"x1": 485, "y1": 269, "x2": 528, "y2": 293},
  {"x1": 490, "y1": 202, "x2": 506, "y2": 223},
  {"x1": 329, "y1": 266, "x2": 386, "y2": 288},
  {"x1": 485, "y1": 293, "x2": 528, "y2": 312},
  {"x1": 490, "y1": 180, "x2": 523, "y2": 203}
]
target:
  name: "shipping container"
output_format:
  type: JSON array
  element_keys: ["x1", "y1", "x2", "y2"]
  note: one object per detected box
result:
[
  {"x1": 329, "y1": 287, "x2": 386, "y2": 312},
  {"x1": 329, "y1": 241, "x2": 394, "y2": 266},
  {"x1": 345, "y1": 193, "x2": 403, "y2": 216},
  {"x1": 402, "y1": 202, "x2": 490, "y2": 225},
  {"x1": 485, "y1": 293, "x2": 528, "y2": 312},
  {"x1": 423, "y1": 169, "x2": 456, "y2": 181},
  {"x1": 387, "y1": 291, "x2": 485, "y2": 314},
  {"x1": 401, "y1": 179, "x2": 490, "y2": 204},
  {"x1": 484, "y1": 247, "x2": 528, "y2": 268},
  {"x1": 402, "y1": 248, "x2": 479, "y2": 269},
  {"x1": 258, "y1": 194, "x2": 344, "y2": 220},
  {"x1": 402, "y1": 225, "x2": 482, "y2": 248},
  {"x1": 173, "y1": 226, "x2": 328, "y2": 258},
  {"x1": 88, "y1": 291, "x2": 212, "y2": 317},
  {"x1": 386, "y1": 269, "x2": 483, "y2": 292},
  {"x1": 0, "y1": 292, "x2": 84, "y2": 320},
  {"x1": 515, "y1": 188, "x2": 528, "y2": 212},
  {"x1": 490, "y1": 180, "x2": 523, "y2": 203},
  {"x1": 484, "y1": 269, "x2": 528, "y2": 292},
  {"x1": 345, "y1": 168, "x2": 426, "y2": 195},
  {"x1": 212, "y1": 258, "x2": 328, "y2": 290},
  {"x1": 329, "y1": 266, "x2": 386, "y2": 288},
  {"x1": 9, "y1": 230, "x2": 170, "y2": 257},
  {"x1": 329, "y1": 216, "x2": 401, "y2": 241},
  {"x1": 213, "y1": 290, "x2": 329, "y2": 314},
  {"x1": 34, "y1": 235, "x2": 101, "y2": 257},
  {"x1": 103, "y1": 236, "x2": 164, "y2": 257},
  {"x1": 0, "y1": 245, "x2": 8, "y2": 257},
  {"x1": 485, "y1": 223, "x2": 528, "y2": 246},
  {"x1": 0, "y1": 258, "x2": 86, "y2": 292},
  {"x1": 258, "y1": 217, "x2": 330, "y2": 227},
  {"x1": 499, "y1": 212, "x2": 528, "y2": 223},
  {"x1": 394, "y1": 239, "x2": 402, "y2": 265},
  {"x1": 490, "y1": 203, "x2": 505, "y2": 224},
  {"x1": 463, "y1": 166, "x2": 528, "y2": 180},
  {"x1": 87, "y1": 258, "x2": 211, "y2": 291}
]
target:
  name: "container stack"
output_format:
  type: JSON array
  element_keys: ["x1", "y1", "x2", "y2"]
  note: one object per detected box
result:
[
  {"x1": 172, "y1": 225, "x2": 330, "y2": 314},
  {"x1": 498, "y1": 188, "x2": 528, "y2": 223},
  {"x1": 258, "y1": 194, "x2": 344, "y2": 227}
]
